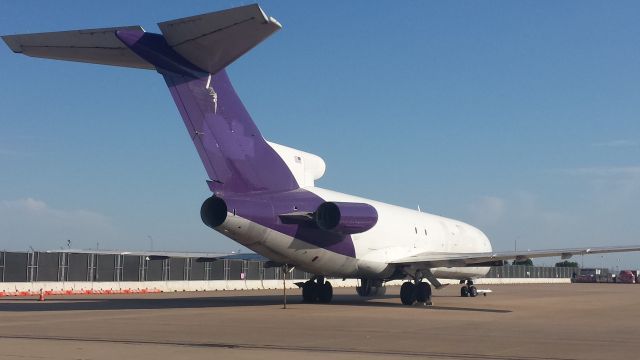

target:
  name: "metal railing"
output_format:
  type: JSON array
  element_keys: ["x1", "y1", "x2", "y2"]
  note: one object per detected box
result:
[{"x1": 485, "y1": 265, "x2": 576, "y2": 279}]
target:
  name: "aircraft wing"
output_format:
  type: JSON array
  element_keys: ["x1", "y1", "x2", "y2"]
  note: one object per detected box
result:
[
  {"x1": 46, "y1": 249, "x2": 266, "y2": 261},
  {"x1": 389, "y1": 245, "x2": 640, "y2": 268}
]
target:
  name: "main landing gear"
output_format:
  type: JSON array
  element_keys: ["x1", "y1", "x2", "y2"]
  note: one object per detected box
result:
[
  {"x1": 460, "y1": 279, "x2": 478, "y2": 297},
  {"x1": 400, "y1": 276, "x2": 432, "y2": 306},
  {"x1": 301, "y1": 276, "x2": 333, "y2": 303}
]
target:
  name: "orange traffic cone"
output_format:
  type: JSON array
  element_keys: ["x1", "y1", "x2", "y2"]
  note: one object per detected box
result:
[{"x1": 38, "y1": 289, "x2": 45, "y2": 302}]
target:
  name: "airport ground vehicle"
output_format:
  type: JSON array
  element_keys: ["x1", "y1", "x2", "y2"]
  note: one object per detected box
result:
[
  {"x1": 617, "y1": 270, "x2": 636, "y2": 284},
  {"x1": 572, "y1": 268, "x2": 612, "y2": 283}
]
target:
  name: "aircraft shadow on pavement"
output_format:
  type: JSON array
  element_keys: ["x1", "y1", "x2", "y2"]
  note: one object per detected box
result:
[
  {"x1": 0, "y1": 294, "x2": 511, "y2": 313},
  {"x1": 335, "y1": 298, "x2": 512, "y2": 313}
]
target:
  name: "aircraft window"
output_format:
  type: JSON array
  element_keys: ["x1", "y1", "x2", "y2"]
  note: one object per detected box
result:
[
  {"x1": 414, "y1": 227, "x2": 417, "y2": 234},
  {"x1": 424, "y1": 229, "x2": 427, "y2": 236}
]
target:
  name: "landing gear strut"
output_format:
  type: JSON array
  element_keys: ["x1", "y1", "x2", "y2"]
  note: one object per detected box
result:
[
  {"x1": 356, "y1": 278, "x2": 386, "y2": 297},
  {"x1": 400, "y1": 273, "x2": 432, "y2": 306},
  {"x1": 460, "y1": 279, "x2": 478, "y2": 297},
  {"x1": 301, "y1": 276, "x2": 333, "y2": 303}
]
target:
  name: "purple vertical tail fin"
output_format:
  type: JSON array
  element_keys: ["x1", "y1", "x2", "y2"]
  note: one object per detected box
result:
[
  {"x1": 113, "y1": 6, "x2": 299, "y2": 195},
  {"x1": 161, "y1": 68, "x2": 299, "y2": 194}
]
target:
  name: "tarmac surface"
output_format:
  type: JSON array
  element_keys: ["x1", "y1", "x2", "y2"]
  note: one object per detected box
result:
[{"x1": 0, "y1": 283, "x2": 638, "y2": 360}]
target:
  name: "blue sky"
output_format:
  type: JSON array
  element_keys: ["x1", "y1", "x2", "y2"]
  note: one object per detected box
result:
[{"x1": 1, "y1": 1, "x2": 639, "y2": 268}]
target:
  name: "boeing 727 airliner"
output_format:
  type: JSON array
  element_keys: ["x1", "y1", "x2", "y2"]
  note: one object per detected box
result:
[{"x1": 4, "y1": 4, "x2": 640, "y2": 305}]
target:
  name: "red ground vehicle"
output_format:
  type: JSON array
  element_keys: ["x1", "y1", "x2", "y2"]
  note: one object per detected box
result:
[
  {"x1": 573, "y1": 274, "x2": 597, "y2": 283},
  {"x1": 572, "y1": 268, "x2": 610, "y2": 283},
  {"x1": 617, "y1": 270, "x2": 636, "y2": 284}
]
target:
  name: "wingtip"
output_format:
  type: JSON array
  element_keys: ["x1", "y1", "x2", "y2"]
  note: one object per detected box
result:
[
  {"x1": 256, "y1": 4, "x2": 282, "y2": 29},
  {"x1": 269, "y1": 16, "x2": 283, "y2": 29},
  {"x1": 1, "y1": 35, "x2": 23, "y2": 53}
]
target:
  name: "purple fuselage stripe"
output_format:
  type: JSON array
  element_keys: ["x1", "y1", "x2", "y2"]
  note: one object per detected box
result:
[{"x1": 115, "y1": 29, "x2": 357, "y2": 258}]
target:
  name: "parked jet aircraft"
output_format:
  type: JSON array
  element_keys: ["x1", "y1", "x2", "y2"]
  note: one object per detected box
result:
[{"x1": 4, "y1": 4, "x2": 640, "y2": 305}]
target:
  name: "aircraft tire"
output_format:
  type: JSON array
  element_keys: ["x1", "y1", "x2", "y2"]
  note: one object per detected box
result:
[
  {"x1": 469, "y1": 285, "x2": 478, "y2": 297},
  {"x1": 318, "y1": 281, "x2": 333, "y2": 303},
  {"x1": 460, "y1": 286, "x2": 470, "y2": 297},
  {"x1": 400, "y1": 282, "x2": 416, "y2": 305},
  {"x1": 302, "y1": 281, "x2": 318, "y2": 303},
  {"x1": 415, "y1": 282, "x2": 431, "y2": 303}
]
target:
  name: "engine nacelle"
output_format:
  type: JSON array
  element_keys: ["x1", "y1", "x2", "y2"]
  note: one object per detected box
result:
[
  {"x1": 314, "y1": 201, "x2": 378, "y2": 234},
  {"x1": 200, "y1": 196, "x2": 228, "y2": 229}
]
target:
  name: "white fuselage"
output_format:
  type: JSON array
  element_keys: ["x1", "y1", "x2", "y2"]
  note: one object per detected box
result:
[{"x1": 216, "y1": 186, "x2": 492, "y2": 281}]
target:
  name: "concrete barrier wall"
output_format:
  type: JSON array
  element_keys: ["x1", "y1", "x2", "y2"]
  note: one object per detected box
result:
[
  {"x1": 0, "y1": 279, "x2": 329, "y2": 296},
  {"x1": 0, "y1": 277, "x2": 571, "y2": 297},
  {"x1": 472, "y1": 278, "x2": 571, "y2": 284}
]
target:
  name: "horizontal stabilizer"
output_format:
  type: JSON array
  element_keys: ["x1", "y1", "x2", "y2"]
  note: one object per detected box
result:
[
  {"x1": 158, "y1": 4, "x2": 281, "y2": 74},
  {"x1": 2, "y1": 26, "x2": 154, "y2": 69},
  {"x1": 2, "y1": 4, "x2": 281, "y2": 76}
]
